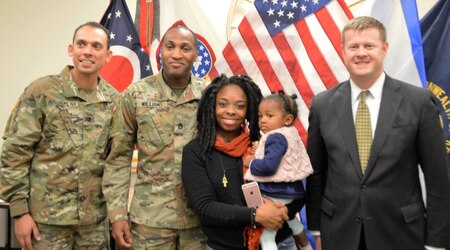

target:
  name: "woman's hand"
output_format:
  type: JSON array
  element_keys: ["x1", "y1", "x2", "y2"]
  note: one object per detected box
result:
[{"x1": 254, "y1": 199, "x2": 288, "y2": 230}]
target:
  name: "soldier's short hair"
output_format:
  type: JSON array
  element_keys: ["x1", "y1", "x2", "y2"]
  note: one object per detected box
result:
[
  {"x1": 161, "y1": 25, "x2": 198, "y2": 49},
  {"x1": 72, "y1": 21, "x2": 111, "y2": 49}
]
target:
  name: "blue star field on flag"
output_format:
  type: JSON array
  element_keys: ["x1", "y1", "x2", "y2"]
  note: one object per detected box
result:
[{"x1": 256, "y1": 0, "x2": 329, "y2": 36}]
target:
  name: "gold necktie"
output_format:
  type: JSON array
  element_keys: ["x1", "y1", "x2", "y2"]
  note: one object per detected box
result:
[{"x1": 355, "y1": 91, "x2": 372, "y2": 174}]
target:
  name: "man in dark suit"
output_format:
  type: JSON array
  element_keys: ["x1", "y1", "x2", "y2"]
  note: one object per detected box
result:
[{"x1": 305, "y1": 16, "x2": 450, "y2": 250}]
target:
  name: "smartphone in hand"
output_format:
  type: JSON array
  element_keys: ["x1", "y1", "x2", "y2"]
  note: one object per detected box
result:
[{"x1": 242, "y1": 181, "x2": 263, "y2": 208}]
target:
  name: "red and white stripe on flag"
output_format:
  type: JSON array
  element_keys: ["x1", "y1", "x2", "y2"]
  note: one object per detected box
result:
[{"x1": 210, "y1": 0, "x2": 353, "y2": 143}]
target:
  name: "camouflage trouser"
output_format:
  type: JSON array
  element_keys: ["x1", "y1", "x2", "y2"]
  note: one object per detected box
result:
[
  {"x1": 32, "y1": 219, "x2": 110, "y2": 250},
  {"x1": 131, "y1": 222, "x2": 206, "y2": 250}
]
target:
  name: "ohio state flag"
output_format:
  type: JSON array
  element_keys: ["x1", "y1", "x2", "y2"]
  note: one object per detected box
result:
[{"x1": 100, "y1": 0, "x2": 152, "y2": 92}]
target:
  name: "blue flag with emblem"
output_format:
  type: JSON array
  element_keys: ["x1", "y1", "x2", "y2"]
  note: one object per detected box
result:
[
  {"x1": 421, "y1": 0, "x2": 450, "y2": 171},
  {"x1": 100, "y1": 0, "x2": 152, "y2": 92}
]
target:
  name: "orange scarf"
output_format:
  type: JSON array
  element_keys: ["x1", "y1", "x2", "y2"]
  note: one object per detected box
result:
[
  {"x1": 214, "y1": 132, "x2": 263, "y2": 250},
  {"x1": 214, "y1": 132, "x2": 252, "y2": 161}
]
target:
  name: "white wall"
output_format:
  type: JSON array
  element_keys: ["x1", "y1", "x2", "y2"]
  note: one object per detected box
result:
[{"x1": 0, "y1": 0, "x2": 439, "y2": 248}]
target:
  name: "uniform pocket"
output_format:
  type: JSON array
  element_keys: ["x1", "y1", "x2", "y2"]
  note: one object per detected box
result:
[
  {"x1": 90, "y1": 108, "x2": 114, "y2": 174},
  {"x1": 39, "y1": 105, "x2": 74, "y2": 153},
  {"x1": 136, "y1": 107, "x2": 168, "y2": 151},
  {"x1": 59, "y1": 107, "x2": 83, "y2": 148}
]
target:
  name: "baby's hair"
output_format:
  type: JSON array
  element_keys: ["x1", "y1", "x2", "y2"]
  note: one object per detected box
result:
[
  {"x1": 197, "y1": 74, "x2": 262, "y2": 157},
  {"x1": 266, "y1": 89, "x2": 298, "y2": 121}
]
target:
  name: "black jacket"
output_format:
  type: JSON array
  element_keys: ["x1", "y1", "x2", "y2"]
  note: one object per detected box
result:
[{"x1": 182, "y1": 138, "x2": 301, "y2": 250}]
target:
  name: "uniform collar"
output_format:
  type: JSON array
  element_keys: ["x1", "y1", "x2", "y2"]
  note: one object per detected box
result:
[
  {"x1": 61, "y1": 65, "x2": 114, "y2": 103},
  {"x1": 156, "y1": 71, "x2": 205, "y2": 104}
]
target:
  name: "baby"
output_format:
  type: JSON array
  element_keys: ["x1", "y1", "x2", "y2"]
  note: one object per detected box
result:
[{"x1": 245, "y1": 91, "x2": 313, "y2": 250}]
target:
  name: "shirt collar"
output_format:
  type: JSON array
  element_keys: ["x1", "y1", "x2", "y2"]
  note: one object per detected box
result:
[{"x1": 350, "y1": 72, "x2": 385, "y2": 104}]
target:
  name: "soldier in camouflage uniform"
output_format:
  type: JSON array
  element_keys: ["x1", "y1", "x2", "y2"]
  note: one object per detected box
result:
[
  {"x1": 103, "y1": 25, "x2": 208, "y2": 249},
  {"x1": 0, "y1": 22, "x2": 117, "y2": 250}
]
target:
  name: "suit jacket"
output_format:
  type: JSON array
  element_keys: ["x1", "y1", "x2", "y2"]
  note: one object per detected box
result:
[{"x1": 306, "y1": 75, "x2": 450, "y2": 250}]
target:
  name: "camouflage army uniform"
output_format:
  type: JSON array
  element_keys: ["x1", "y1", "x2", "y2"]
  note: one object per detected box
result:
[
  {"x1": 0, "y1": 66, "x2": 117, "y2": 248},
  {"x1": 103, "y1": 71, "x2": 208, "y2": 248}
]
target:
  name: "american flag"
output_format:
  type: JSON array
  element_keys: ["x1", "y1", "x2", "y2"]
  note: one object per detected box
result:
[
  {"x1": 210, "y1": 0, "x2": 353, "y2": 143},
  {"x1": 100, "y1": 0, "x2": 152, "y2": 92}
]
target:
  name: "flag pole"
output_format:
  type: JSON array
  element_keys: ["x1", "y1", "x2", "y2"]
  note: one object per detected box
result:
[
  {"x1": 145, "y1": 0, "x2": 152, "y2": 51},
  {"x1": 348, "y1": 0, "x2": 366, "y2": 8}
]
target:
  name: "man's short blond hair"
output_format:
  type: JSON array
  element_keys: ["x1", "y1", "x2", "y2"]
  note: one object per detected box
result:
[{"x1": 342, "y1": 16, "x2": 386, "y2": 44}]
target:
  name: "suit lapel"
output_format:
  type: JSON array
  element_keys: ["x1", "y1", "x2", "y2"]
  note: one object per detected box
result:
[
  {"x1": 363, "y1": 76, "x2": 402, "y2": 180},
  {"x1": 333, "y1": 82, "x2": 363, "y2": 179}
]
